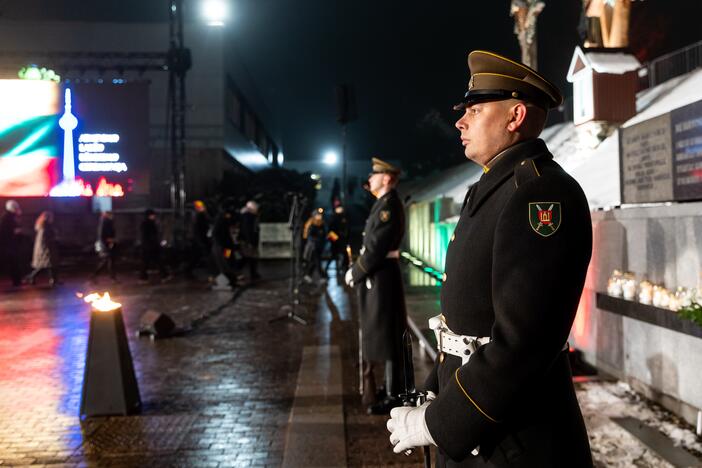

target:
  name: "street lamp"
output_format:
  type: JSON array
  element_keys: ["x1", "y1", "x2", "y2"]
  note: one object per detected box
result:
[
  {"x1": 201, "y1": 0, "x2": 228, "y2": 26},
  {"x1": 323, "y1": 150, "x2": 338, "y2": 166}
]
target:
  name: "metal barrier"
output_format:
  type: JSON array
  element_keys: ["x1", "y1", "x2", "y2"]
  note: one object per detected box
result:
[{"x1": 644, "y1": 39, "x2": 702, "y2": 89}]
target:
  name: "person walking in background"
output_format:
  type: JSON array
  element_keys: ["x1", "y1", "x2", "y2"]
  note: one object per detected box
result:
[
  {"x1": 325, "y1": 202, "x2": 349, "y2": 277},
  {"x1": 211, "y1": 204, "x2": 237, "y2": 287},
  {"x1": 139, "y1": 209, "x2": 171, "y2": 283},
  {"x1": 0, "y1": 200, "x2": 23, "y2": 287},
  {"x1": 302, "y1": 208, "x2": 326, "y2": 283},
  {"x1": 239, "y1": 200, "x2": 261, "y2": 282},
  {"x1": 92, "y1": 211, "x2": 118, "y2": 283},
  {"x1": 25, "y1": 211, "x2": 60, "y2": 286},
  {"x1": 186, "y1": 200, "x2": 212, "y2": 279}
]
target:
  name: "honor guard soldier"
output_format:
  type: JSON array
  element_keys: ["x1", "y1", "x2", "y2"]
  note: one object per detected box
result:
[
  {"x1": 387, "y1": 51, "x2": 594, "y2": 467},
  {"x1": 346, "y1": 157, "x2": 408, "y2": 415}
]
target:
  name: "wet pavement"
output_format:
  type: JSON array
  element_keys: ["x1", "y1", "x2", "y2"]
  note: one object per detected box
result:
[
  {"x1": 0, "y1": 262, "x2": 314, "y2": 467},
  {"x1": 1, "y1": 262, "x2": 701, "y2": 467}
]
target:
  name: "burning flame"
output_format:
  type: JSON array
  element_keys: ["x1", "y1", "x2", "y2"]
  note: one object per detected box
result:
[{"x1": 79, "y1": 291, "x2": 122, "y2": 312}]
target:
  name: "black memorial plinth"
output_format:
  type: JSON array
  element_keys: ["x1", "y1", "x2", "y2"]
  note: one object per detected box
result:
[{"x1": 80, "y1": 301, "x2": 141, "y2": 418}]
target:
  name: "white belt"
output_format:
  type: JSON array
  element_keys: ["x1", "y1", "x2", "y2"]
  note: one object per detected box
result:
[
  {"x1": 386, "y1": 250, "x2": 399, "y2": 259},
  {"x1": 429, "y1": 314, "x2": 569, "y2": 366},
  {"x1": 429, "y1": 315, "x2": 490, "y2": 365}
]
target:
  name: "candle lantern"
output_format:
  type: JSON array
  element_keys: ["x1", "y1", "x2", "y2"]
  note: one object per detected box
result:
[{"x1": 79, "y1": 292, "x2": 141, "y2": 418}]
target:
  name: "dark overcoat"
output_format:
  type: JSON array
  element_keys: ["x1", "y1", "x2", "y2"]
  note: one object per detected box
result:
[
  {"x1": 351, "y1": 189, "x2": 407, "y2": 361},
  {"x1": 423, "y1": 139, "x2": 594, "y2": 467}
]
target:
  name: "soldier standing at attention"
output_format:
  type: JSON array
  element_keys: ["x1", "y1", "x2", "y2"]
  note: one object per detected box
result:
[
  {"x1": 387, "y1": 50, "x2": 593, "y2": 467},
  {"x1": 346, "y1": 157, "x2": 408, "y2": 415}
]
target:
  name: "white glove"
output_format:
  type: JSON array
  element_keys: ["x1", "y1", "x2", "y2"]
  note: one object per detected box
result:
[
  {"x1": 386, "y1": 402, "x2": 436, "y2": 454},
  {"x1": 344, "y1": 268, "x2": 355, "y2": 287}
]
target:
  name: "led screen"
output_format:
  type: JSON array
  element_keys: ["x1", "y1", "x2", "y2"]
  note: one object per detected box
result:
[{"x1": 0, "y1": 79, "x2": 149, "y2": 197}]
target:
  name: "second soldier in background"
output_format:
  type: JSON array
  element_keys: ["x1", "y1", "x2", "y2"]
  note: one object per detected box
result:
[{"x1": 346, "y1": 157, "x2": 408, "y2": 415}]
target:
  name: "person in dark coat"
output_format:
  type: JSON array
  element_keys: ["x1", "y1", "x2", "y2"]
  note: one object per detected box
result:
[
  {"x1": 25, "y1": 211, "x2": 60, "y2": 286},
  {"x1": 0, "y1": 200, "x2": 23, "y2": 287},
  {"x1": 325, "y1": 203, "x2": 349, "y2": 277},
  {"x1": 186, "y1": 200, "x2": 212, "y2": 279},
  {"x1": 211, "y1": 206, "x2": 237, "y2": 286},
  {"x1": 346, "y1": 157, "x2": 407, "y2": 414},
  {"x1": 139, "y1": 209, "x2": 170, "y2": 282},
  {"x1": 239, "y1": 200, "x2": 261, "y2": 281},
  {"x1": 92, "y1": 211, "x2": 118, "y2": 282},
  {"x1": 386, "y1": 50, "x2": 593, "y2": 467},
  {"x1": 302, "y1": 209, "x2": 326, "y2": 283}
]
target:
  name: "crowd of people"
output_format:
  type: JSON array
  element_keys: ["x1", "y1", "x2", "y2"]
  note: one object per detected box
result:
[{"x1": 0, "y1": 198, "x2": 263, "y2": 290}]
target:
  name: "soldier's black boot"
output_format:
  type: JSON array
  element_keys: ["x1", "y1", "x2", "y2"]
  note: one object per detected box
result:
[{"x1": 361, "y1": 361, "x2": 378, "y2": 407}]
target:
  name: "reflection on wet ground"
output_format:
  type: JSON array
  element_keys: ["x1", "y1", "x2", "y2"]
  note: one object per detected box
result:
[{"x1": 0, "y1": 263, "x2": 314, "y2": 466}]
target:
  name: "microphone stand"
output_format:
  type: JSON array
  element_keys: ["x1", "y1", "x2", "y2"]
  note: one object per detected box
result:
[{"x1": 269, "y1": 193, "x2": 307, "y2": 325}]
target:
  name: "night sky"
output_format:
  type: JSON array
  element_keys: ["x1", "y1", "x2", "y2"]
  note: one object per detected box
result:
[{"x1": 2, "y1": 0, "x2": 701, "y2": 171}]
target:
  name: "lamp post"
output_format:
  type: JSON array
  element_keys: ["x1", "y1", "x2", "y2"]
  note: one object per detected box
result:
[
  {"x1": 167, "y1": 0, "x2": 227, "y2": 244},
  {"x1": 167, "y1": 0, "x2": 191, "y2": 244}
]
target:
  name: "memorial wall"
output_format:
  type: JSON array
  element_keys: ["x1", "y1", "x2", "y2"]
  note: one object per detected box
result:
[{"x1": 620, "y1": 99, "x2": 702, "y2": 204}]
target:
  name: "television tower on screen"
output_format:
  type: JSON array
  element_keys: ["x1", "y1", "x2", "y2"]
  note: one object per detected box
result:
[
  {"x1": 49, "y1": 87, "x2": 125, "y2": 198},
  {"x1": 59, "y1": 88, "x2": 78, "y2": 182}
]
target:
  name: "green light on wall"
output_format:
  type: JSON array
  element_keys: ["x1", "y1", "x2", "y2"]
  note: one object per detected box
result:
[{"x1": 18, "y1": 66, "x2": 61, "y2": 83}]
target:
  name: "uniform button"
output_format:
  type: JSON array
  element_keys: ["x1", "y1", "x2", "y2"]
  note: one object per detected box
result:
[
  {"x1": 439, "y1": 352, "x2": 445, "y2": 363},
  {"x1": 450, "y1": 233, "x2": 455, "y2": 242},
  {"x1": 442, "y1": 272, "x2": 447, "y2": 282},
  {"x1": 520, "y1": 161, "x2": 526, "y2": 165}
]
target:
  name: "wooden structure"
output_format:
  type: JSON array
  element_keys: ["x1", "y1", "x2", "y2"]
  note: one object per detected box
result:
[{"x1": 566, "y1": 46, "x2": 640, "y2": 125}]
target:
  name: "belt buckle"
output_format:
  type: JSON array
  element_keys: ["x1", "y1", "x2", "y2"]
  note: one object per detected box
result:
[
  {"x1": 460, "y1": 336, "x2": 479, "y2": 365},
  {"x1": 463, "y1": 336, "x2": 479, "y2": 355}
]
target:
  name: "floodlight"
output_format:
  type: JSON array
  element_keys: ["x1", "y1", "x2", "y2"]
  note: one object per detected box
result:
[
  {"x1": 323, "y1": 151, "x2": 338, "y2": 166},
  {"x1": 202, "y1": 0, "x2": 228, "y2": 26}
]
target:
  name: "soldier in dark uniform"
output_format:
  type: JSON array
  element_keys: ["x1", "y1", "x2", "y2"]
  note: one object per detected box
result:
[
  {"x1": 387, "y1": 51, "x2": 593, "y2": 467},
  {"x1": 346, "y1": 157, "x2": 408, "y2": 414}
]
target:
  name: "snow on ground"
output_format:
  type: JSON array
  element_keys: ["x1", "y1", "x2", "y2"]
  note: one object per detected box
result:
[{"x1": 576, "y1": 379, "x2": 702, "y2": 467}]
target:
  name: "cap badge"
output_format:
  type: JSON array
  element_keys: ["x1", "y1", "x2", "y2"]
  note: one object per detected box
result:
[{"x1": 529, "y1": 202, "x2": 561, "y2": 237}]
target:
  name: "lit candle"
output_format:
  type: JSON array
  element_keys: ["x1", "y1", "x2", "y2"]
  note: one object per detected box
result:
[
  {"x1": 622, "y1": 278, "x2": 636, "y2": 300},
  {"x1": 639, "y1": 281, "x2": 652, "y2": 305}
]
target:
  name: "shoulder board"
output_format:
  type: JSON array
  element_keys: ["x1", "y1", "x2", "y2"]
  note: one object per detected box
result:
[{"x1": 514, "y1": 158, "x2": 541, "y2": 188}]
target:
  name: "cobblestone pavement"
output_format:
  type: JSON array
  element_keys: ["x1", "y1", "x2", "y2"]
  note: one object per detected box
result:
[{"x1": 0, "y1": 262, "x2": 318, "y2": 467}]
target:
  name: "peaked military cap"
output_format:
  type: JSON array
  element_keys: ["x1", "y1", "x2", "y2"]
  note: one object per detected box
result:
[
  {"x1": 371, "y1": 157, "x2": 401, "y2": 176},
  {"x1": 453, "y1": 50, "x2": 563, "y2": 111}
]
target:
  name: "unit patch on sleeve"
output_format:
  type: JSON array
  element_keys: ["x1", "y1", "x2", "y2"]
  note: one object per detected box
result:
[
  {"x1": 379, "y1": 210, "x2": 391, "y2": 222},
  {"x1": 528, "y1": 202, "x2": 561, "y2": 237}
]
